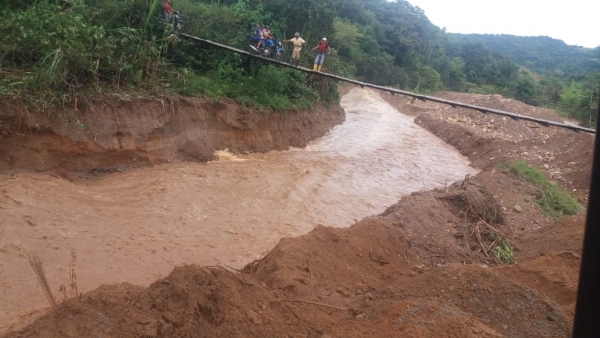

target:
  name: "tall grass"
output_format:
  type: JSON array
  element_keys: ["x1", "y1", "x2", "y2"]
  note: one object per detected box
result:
[{"x1": 145, "y1": 0, "x2": 162, "y2": 30}]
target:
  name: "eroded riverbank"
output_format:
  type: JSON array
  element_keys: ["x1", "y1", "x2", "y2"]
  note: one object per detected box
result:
[{"x1": 0, "y1": 88, "x2": 477, "y2": 332}]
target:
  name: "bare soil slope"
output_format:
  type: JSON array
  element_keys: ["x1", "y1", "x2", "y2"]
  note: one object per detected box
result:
[
  {"x1": 0, "y1": 97, "x2": 344, "y2": 178},
  {"x1": 3, "y1": 178, "x2": 577, "y2": 338},
  {"x1": 382, "y1": 91, "x2": 594, "y2": 199}
]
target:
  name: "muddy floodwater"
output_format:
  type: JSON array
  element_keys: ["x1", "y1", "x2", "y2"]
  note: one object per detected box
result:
[{"x1": 0, "y1": 88, "x2": 477, "y2": 330}]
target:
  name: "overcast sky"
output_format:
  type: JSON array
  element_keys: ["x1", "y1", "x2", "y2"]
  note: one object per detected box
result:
[{"x1": 406, "y1": 0, "x2": 600, "y2": 48}]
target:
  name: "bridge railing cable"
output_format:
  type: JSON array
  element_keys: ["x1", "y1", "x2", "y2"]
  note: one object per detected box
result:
[{"x1": 177, "y1": 33, "x2": 595, "y2": 135}]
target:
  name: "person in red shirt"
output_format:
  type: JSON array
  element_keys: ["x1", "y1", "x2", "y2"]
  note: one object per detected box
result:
[
  {"x1": 312, "y1": 37, "x2": 331, "y2": 72},
  {"x1": 163, "y1": 0, "x2": 172, "y2": 20}
]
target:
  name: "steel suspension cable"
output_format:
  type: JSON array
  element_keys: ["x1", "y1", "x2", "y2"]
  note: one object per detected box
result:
[{"x1": 177, "y1": 33, "x2": 595, "y2": 134}]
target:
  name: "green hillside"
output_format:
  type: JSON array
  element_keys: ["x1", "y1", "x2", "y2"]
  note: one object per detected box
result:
[
  {"x1": 451, "y1": 33, "x2": 600, "y2": 78},
  {"x1": 0, "y1": 0, "x2": 597, "y2": 125}
]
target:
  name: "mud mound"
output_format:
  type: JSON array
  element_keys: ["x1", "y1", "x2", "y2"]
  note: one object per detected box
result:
[
  {"x1": 497, "y1": 252, "x2": 580, "y2": 318},
  {"x1": 516, "y1": 215, "x2": 585, "y2": 261},
  {"x1": 404, "y1": 264, "x2": 571, "y2": 338},
  {"x1": 244, "y1": 222, "x2": 413, "y2": 294},
  {"x1": 4, "y1": 223, "x2": 573, "y2": 338},
  {"x1": 244, "y1": 178, "x2": 515, "y2": 297},
  {"x1": 4, "y1": 266, "x2": 298, "y2": 338},
  {"x1": 369, "y1": 299, "x2": 504, "y2": 338}
]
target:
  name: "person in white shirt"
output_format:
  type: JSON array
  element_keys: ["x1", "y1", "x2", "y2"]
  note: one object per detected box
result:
[{"x1": 283, "y1": 32, "x2": 306, "y2": 67}]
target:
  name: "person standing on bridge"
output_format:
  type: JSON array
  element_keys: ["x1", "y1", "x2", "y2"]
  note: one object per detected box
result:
[
  {"x1": 312, "y1": 37, "x2": 331, "y2": 72},
  {"x1": 253, "y1": 23, "x2": 262, "y2": 39},
  {"x1": 162, "y1": 0, "x2": 172, "y2": 20},
  {"x1": 284, "y1": 32, "x2": 306, "y2": 67},
  {"x1": 258, "y1": 25, "x2": 274, "y2": 51}
]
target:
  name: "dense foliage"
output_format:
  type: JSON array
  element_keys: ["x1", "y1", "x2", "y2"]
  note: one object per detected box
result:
[
  {"x1": 0, "y1": 0, "x2": 598, "y2": 124},
  {"x1": 451, "y1": 34, "x2": 600, "y2": 126},
  {"x1": 452, "y1": 34, "x2": 600, "y2": 76}
]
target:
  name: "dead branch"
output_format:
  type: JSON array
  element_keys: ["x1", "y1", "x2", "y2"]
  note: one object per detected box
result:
[
  {"x1": 478, "y1": 219, "x2": 522, "y2": 251},
  {"x1": 223, "y1": 264, "x2": 243, "y2": 273},
  {"x1": 271, "y1": 299, "x2": 350, "y2": 311},
  {"x1": 70, "y1": 248, "x2": 78, "y2": 297},
  {"x1": 474, "y1": 224, "x2": 490, "y2": 259},
  {"x1": 402, "y1": 250, "x2": 414, "y2": 270},
  {"x1": 209, "y1": 266, "x2": 254, "y2": 286},
  {"x1": 28, "y1": 254, "x2": 57, "y2": 307},
  {"x1": 369, "y1": 257, "x2": 390, "y2": 265}
]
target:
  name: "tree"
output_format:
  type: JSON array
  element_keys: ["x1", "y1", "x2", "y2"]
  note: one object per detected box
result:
[{"x1": 332, "y1": 19, "x2": 363, "y2": 58}]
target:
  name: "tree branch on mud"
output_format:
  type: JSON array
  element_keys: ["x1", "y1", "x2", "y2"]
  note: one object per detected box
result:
[{"x1": 271, "y1": 299, "x2": 351, "y2": 312}]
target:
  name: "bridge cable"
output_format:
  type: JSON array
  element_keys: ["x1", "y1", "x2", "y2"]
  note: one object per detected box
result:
[{"x1": 177, "y1": 33, "x2": 595, "y2": 135}]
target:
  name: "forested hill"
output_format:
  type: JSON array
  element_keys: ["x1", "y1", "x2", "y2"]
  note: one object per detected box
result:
[
  {"x1": 452, "y1": 33, "x2": 600, "y2": 77},
  {"x1": 1, "y1": 0, "x2": 598, "y2": 125}
]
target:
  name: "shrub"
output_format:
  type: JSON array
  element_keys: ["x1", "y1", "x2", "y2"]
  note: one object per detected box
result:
[{"x1": 507, "y1": 161, "x2": 581, "y2": 217}]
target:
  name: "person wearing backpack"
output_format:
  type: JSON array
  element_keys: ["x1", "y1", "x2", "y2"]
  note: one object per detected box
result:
[{"x1": 312, "y1": 37, "x2": 331, "y2": 72}]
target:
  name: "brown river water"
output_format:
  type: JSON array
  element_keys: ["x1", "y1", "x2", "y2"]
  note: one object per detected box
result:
[{"x1": 0, "y1": 88, "x2": 477, "y2": 331}]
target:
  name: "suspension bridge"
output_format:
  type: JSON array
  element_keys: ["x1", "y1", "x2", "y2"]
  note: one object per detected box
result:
[{"x1": 177, "y1": 33, "x2": 595, "y2": 134}]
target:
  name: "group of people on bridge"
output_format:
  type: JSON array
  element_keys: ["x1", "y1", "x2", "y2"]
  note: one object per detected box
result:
[
  {"x1": 254, "y1": 24, "x2": 331, "y2": 72},
  {"x1": 161, "y1": 2, "x2": 333, "y2": 73}
]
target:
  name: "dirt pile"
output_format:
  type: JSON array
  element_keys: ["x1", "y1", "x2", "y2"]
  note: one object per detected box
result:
[{"x1": 0, "y1": 97, "x2": 344, "y2": 178}]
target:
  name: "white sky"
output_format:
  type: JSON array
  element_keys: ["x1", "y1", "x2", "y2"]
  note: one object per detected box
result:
[{"x1": 406, "y1": 0, "x2": 600, "y2": 48}]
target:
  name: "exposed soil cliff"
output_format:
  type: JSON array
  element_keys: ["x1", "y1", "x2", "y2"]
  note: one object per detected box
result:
[{"x1": 0, "y1": 97, "x2": 344, "y2": 178}]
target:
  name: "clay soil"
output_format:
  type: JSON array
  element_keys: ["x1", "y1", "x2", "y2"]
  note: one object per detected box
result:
[
  {"x1": 1, "y1": 89, "x2": 595, "y2": 337},
  {"x1": 0, "y1": 96, "x2": 344, "y2": 179}
]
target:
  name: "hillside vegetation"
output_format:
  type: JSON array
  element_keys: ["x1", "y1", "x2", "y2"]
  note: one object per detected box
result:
[
  {"x1": 0, "y1": 0, "x2": 598, "y2": 124},
  {"x1": 452, "y1": 34, "x2": 600, "y2": 76},
  {"x1": 452, "y1": 33, "x2": 600, "y2": 125}
]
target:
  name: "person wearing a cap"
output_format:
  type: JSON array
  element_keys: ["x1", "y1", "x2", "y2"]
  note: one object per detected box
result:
[
  {"x1": 312, "y1": 37, "x2": 331, "y2": 72},
  {"x1": 283, "y1": 32, "x2": 306, "y2": 67}
]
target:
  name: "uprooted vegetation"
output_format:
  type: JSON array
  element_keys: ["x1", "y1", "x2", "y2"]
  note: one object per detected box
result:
[
  {"x1": 436, "y1": 176, "x2": 504, "y2": 225},
  {"x1": 435, "y1": 176, "x2": 517, "y2": 265},
  {"x1": 506, "y1": 161, "x2": 581, "y2": 217},
  {"x1": 461, "y1": 221, "x2": 517, "y2": 264}
]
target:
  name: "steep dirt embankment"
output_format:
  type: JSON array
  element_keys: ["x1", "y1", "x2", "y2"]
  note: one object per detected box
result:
[
  {"x1": 381, "y1": 91, "x2": 594, "y2": 200},
  {"x1": 0, "y1": 97, "x2": 344, "y2": 177}
]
